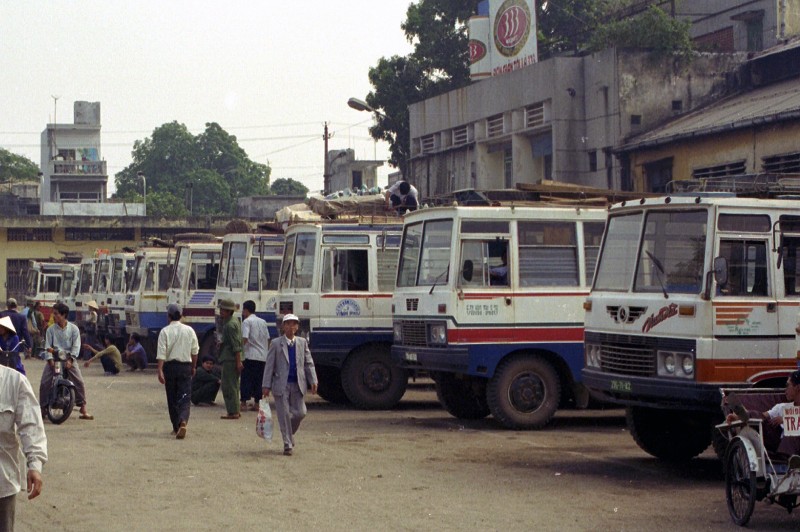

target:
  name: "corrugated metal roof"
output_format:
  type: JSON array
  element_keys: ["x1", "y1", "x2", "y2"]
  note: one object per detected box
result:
[{"x1": 618, "y1": 76, "x2": 800, "y2": 152}]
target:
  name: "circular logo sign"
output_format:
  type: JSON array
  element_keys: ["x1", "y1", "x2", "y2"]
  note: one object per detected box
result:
[
  {"x1": 469, "y1": 39, "x2": 487, "y2": 64},
  {"x1": 335, "y1": 299, "x2": 361, "y2": 317},
  {"x1": 617, "y1": 306, "x2": 629, "y2": 324},
  {"x1": 494, "y1": 0, "x2": 531, "y2": 57}
]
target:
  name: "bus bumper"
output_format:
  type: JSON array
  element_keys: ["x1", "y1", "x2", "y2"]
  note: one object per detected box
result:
[
  {"x1": 391, "y1": 345, "x2": 470, "y2": 373},
  {"x1": 581, "y1": 368, "x2": 727, "y2": 413}
]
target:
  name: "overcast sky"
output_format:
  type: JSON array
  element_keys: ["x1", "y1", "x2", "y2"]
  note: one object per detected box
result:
[{"x1": 0, "y1": 1, "x2": 414, "y2": 194}]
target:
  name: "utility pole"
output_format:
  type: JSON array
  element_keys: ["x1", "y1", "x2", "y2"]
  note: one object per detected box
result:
[
  {"x1": 51, "y1": 95, "x2": 60, "y2": 158},
  {"x1": 323, "y1": 122, "x2": 332, "y2": 195}
]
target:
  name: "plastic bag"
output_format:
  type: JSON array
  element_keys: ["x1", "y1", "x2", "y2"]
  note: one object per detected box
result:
[{"x1": 256, "y1": 399, "x2": 273, "y2": 441}]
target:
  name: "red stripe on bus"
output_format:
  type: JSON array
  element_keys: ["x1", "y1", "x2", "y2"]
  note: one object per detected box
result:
[
  {"x1": 182, "y1": 308, "x2": 216, "y2": 317},
  {"x1": 449, "y1": 327, "x2": 584, "y2": 343}
]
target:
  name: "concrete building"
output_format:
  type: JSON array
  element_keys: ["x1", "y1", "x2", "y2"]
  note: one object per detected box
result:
[
  {"x1": 408, "y1": 48, "x2": 745, "y2": 197},
  {"x1": 40, "y1": 101, "x2": 144, "y2": 216},
  {"x1": 616, "y1": 41, "x2": 800, "y2": 192},
  {"x1": 326, "y1": 148, "x2": 383, "y2": 193}
]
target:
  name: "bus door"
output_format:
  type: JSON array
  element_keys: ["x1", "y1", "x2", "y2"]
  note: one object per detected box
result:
[
  {"x1": 713, "y1": 233, "x2": 779, "y2": 368},
  {"x1": 320, "y1": 237, "x2": 373, "y2": 324},
  {"x1": 456, "y1": 222, "x2": 514, "y2": 342},
  {"x1": 777, "y1": 230, "x2": 800, "y2": 360}
]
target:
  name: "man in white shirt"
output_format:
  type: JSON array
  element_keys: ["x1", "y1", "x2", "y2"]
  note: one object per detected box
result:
[
  {"x1": 0, "y1": 364, "x2": 47, "y2": 529},
  {"x1": 385, "y1": 180, "x2": 419, "y2": 214},
  {"x1": 240, "y1": 300, "x2": 270, "y2": 412},
  {"x1": 157, "y1": 303, "x2": 199, "y2": 440}
]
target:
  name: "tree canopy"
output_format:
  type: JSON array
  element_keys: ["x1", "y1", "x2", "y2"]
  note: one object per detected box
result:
[
  {"x1": 114, "y1": 121, "x2": 271, "y2": 217},
  {"x1": 0, "y1": 148, "x2": 39, "y2": 181},
  {"x1": 365, "y1": 1, "x2": 694, "y2": 169},
  {"x1": 270, "y1": 178, "x2": 309, "y2": 196}
]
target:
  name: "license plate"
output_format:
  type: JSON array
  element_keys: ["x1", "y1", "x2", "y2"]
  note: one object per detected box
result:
[
  {"x1": 404, "y1": 352, "x2": 418, "y2": 362},
  {"x1": 610, "y1": 380, "x2": 632, "y2": 393}
]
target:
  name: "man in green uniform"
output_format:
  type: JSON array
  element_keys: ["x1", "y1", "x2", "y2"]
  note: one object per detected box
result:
[{"x1": 217, "y1": 298, "x2": 243, "y2": 419}]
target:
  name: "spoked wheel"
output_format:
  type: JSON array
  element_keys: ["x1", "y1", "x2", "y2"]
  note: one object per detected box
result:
[
  {"x1": 47, "y1": 385, "x2": 76, "y2": 425},
  {"x1": 725, "y1": 439, "x2": 757, "y2": 526}
]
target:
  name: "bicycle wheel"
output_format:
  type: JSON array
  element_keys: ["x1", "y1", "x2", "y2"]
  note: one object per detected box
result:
[{"x1": 725, "y1": 439, "x2": 757, "y2": 526}]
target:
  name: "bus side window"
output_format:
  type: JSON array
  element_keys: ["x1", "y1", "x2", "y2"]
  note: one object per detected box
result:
[
  {"x1": 783, "y1": 237, "x2": 800, "y2": 296},
  {"x1": 718, "y1": 240, "x2": 768, "y2": 296}
]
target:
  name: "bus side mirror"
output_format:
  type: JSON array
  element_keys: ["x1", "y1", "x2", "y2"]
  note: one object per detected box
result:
[
  {"x1": 462, "y1": 260, "x2": 473, "y2": 283},
  {"x1": 713, "y1": 256, "x2": 728, "y2": 287}
]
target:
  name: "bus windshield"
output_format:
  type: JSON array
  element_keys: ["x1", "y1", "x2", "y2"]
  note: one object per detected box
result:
[
  {"x1": 397, "y1": 219, "x2": 452, "y2": 287},
  {"x1": 78, "y1": 263, "x2": 94, "y2": 294},
  {"x1": 130, "y1": 257, "x2": 145, "y2": 292},
  {"x1": 594, "y1": 209, "x2": 707, "y2": 293},
  {"x1": 279, "y1": 232, "x2": 317, "y2": 290},
  {"x1": 170, "y1": 247, "x2": 191, "y2": 290}
]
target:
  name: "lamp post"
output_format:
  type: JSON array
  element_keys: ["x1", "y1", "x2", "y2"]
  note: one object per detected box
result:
[
  {"x1": 347, "y1": 97, "x2": 408, "y2": 180},
  {"x1": 137, "y1": 171, "x2": 146, "y2": 216}
]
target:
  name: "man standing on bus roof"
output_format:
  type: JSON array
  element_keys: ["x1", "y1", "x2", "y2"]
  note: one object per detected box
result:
[
  {"x1": 1, "y1": 298, "x2": 32, "y2": 358},
  {"x1": 385, "y1": 180, "x2": 419, "y2": 214},
  {"x1": 218, "y1": 298, "x2": 243, "y2": 419}
]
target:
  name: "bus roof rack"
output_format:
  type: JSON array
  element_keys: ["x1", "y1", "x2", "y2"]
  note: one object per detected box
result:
[
  {"x1": 428, "y1": 182, "x2": 652, "y2": 207},
  {"x1": 666, "y1": 174, "x2": 800, "y2": 197}
]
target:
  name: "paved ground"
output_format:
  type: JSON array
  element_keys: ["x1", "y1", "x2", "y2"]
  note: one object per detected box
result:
[{"x1": 14, "y1": 359, "x2": 799, "y2": 530}]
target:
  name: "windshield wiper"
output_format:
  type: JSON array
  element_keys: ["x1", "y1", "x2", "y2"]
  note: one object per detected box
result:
[
  {"x1": 429, "y1": 265, "x2": 450, "y2": 295},
  {"x1": 645, "y1": 250, "x2": 669, "y2": 299}
]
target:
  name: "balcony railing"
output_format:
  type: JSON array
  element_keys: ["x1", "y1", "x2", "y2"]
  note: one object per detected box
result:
[{"x1": 49, "y1": 160, "x2": 107, "y2": 176}]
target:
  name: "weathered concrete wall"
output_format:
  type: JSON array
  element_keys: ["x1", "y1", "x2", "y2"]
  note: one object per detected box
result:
[{"x1": 236, "y1": 195, "x2": 306, "y2": 220}]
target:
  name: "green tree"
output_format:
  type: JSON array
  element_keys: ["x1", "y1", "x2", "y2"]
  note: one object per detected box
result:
[
  {"x1": 0, "y1": 148, "x2": 39, "y2": 181},
  {"x1": 587, "y1": 6, "x2": 692, "y2": 60},
  {"x1": 270, "y1": 178, "x2": 309, "y2": 197},
  {"x1": 114, "y1": 121, "x2": 270, "y2": 217}
]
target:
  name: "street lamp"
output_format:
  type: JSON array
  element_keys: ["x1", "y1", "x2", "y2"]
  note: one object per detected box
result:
[
  {"x1": 137, "y1": 171, "x2": 146, "y2": 216},
  {"x1": 347, "y1": 97, "x2": 408, "y2": 180}
]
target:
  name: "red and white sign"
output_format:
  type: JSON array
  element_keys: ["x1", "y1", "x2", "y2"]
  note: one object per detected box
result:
[{"x1": 489, "y1": 0, "x2": 537, "y2": 76}]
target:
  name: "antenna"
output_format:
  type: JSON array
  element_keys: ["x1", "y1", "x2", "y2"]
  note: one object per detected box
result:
[{"x1": 51, "y1": 95, "x2": 60, "y2": 157}]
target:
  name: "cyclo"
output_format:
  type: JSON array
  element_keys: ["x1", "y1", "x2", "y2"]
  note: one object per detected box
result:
[{"x1": 718, "y1": 385, "x2": 800, "y2": 526}]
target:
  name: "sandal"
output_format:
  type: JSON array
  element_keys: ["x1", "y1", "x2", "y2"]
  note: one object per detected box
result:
[
  {"x1": 220, "y1": 414, "x2": 240, "y2": 420},
  {"x1": 79, "y1": 414, "x2": 94, "y2": 420}
]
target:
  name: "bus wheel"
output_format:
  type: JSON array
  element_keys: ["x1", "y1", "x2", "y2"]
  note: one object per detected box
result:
[
  {"x1": 315, "y1": 366, "x2": 349, "y2": 405},
  {"x1": 626, "y1": 407, "x2": 711, "y2": 461},
  {"x1": 487, "y1": 356, "x2": 560, "y2": 430},
  {"x1": 341, "y1": 345, "x2": 408, "y2": 410},
  {"x1": 434, "y1": 374, "x2": 489, "y2": 419}
]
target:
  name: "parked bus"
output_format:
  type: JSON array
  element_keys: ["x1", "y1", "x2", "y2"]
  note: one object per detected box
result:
[
  {"x1": 24, "y1": 261, "x2": 77, "y2": 321},
  {"x1": 212, "y1": 233, "x2": 284, "y2": 345},
  {"x1": 166, "y1": 239, "x2": 222, "y2": 357},
  {"x1": 125, "y1": 247, "x2": 174, "y2": 361},
  {"x1": 98, "y1": 251, "x2": 135, "y2": 341},
  {"x1": 582, "y1": 176, "x2": 800, "y2": 460},
  {"x1": 391, "y1": 203, "x2": 607, "y2": 429},
  {"x1": 277, "y1": 221, "x2": 404, "y2": 408}
]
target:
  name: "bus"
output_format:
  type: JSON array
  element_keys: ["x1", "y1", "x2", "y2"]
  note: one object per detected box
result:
[
  {"x1": 166, "y1": 239, "x2": 222, "y2": 357},
  {"x1": 24, "y1": 261, "x2": 78, "y2": 321},
  {"x1": 391, "y1": 203, "x2": 607, "y2": 429},
  {"x1": 212, "y1": 233, "x2": 284, "y2": 345},
  {"x1": 125, "y1": 247, "x2": 174, "y2": 361},
  {"x1": 583, "y1": 177, "x2": 800, "y2": 460},
  {"x1": 277, "y1": 221, "x2": 404, "y2": 409}
]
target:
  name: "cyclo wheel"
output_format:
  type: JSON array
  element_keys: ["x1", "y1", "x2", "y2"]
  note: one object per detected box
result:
[{"x1": 725, "y1": 439, "x2": 757, "y2": 526}]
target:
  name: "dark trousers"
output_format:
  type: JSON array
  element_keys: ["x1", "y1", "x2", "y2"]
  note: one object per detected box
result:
[
  {"x1": 163, "y1": 361, "x2": 192, "y2": 432},
  {"x1": 240, "y1": 359, "x2": 266, "y2": 403},
  {"x1": 100, "y1": 356, "x2": 119, "y2": 374},
  {"x1": 390, "y1": 193, "x2": 418, "y2": 214},
  {"x1": 40, "y1": 360, "x2": 87, "y2": 407},
  {"x1": 0, "y1": 493, "x2": 15, "y2": 532}
]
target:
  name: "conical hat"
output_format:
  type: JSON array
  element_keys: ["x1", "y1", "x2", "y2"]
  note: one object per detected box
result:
[{"x1": 0, "y1": 315, "x2": 16, "y2": 334}]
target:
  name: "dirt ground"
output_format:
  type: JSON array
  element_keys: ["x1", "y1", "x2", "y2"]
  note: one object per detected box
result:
[{"x1": 12, "y1": 357, "x2": 799, "y2": 531}]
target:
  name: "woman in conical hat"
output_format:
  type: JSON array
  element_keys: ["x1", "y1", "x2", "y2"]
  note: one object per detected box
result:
[{"x1": 0, "y1": 315, "x2": 24, "y2": 374}]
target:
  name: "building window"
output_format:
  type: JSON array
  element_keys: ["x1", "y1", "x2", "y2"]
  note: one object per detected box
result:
[
  {"x1": 487, "y1": 114, "x2": 505, "y2": 137},
  {"x1": 452, "y1": 126, "x2": 469, "y2": 146},
  {"x1": 746, "y1": 18, "x2": 764, "y2": 52},
  {"x1": 65, "y1": 228, "x2": 135, "y2": 241},
  {"x1": 504, "y1": 148, "x2": 513, "y2": 188},
  {"x1": 762, "y1": 152, "x2": 800, "y2": 174},
  {"x1": 671, "y1": 100, "x2": 683, "y2": 112},
  {"x1": 7, "y1": 228, "x2": 53, "y2": 242},
  {"x1": 140, "y1": 228, "x2": 206, "y2": 241},
  {"x1": 351, "y1": 170, "x2": 363, "y2": 190},
  {"x1": 588, "y1": 151, "x2": 598, "y2": 172},
  {"x1": 644, "y1": 157, "x2": 673, "y2": 193},
  {"x1": 525, "y1": 103, "x2": 545, "y2": 128},
  {"x1": 692, "y1": 160, "x2": 746, "y2": 179},
  {"x1": 420, "y1": 135, "x2": 436, "y2": 154},
  {"x1": 630, "y1": 114, "x2": 642, "y2": 126}
]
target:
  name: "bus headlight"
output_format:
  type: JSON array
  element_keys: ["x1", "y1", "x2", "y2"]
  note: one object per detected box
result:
[
  {"x1": 682, "y1": 355, "x2": 694, "y2": 375},
  {"x1": 428, "y1": 322, "x2": 447, "y2": 346},
  {"x1": 658, "y1": 350, "x2": 695, "y2": 378},
  {"x1": 585, "y1": 344, "x2": 601, "y2": 368},
  {"x1": 393, "y1": 322, "x2": 403, "y2": 343}
]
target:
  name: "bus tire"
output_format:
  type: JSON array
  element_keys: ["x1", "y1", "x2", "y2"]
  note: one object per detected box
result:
[
  {"x1": 626, "y1": 407, "x2": 711, "y2": 461},
  {"x1": 315, "y1": 366, "x2": 350, "y2": 405},
  {"x1": 341, "y1": 345, "x2": 408, "y2": 410},
  {"x1": 434, "y1": 374, "x2": 490, "y2": 420},
  {"x1": 487, "y1": 355, "x2": 560, "y2": 430}
]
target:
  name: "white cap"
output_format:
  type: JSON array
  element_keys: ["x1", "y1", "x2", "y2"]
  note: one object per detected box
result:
[{"x1": 281, "y1": 314, "x2": 299, "y2": 323}]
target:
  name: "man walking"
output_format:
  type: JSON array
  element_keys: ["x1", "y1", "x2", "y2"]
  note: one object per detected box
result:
[
  {"x1": 240, "y1": 300, "x2": 270, "y2": 412},
  {"x1": 0, "y1": 364, "x2": 47, "y2": 530},
  {"x1": 41, "y1": 302, "x2": 93, "y2": 420},
  {"x1": 217, "y1": 299, "x2": 243, "y2": 420},
  {"x1": 2, "y1": 298, "x2": 32, "y2": 358},
  {"x1": 156, "y1": 303, "x2": 199, "y2": 440},
  {"x1": 262, "y1": 314, "x2": 317, "y2": 456}
]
